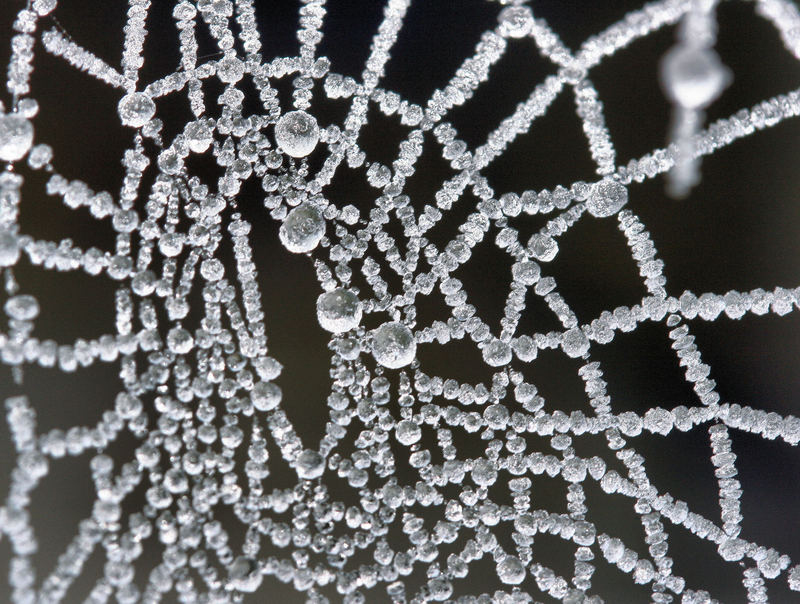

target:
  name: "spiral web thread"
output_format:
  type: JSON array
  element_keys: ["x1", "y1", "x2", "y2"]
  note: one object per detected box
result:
[{"x1": 2, "y1": 0, "x2": 800, "y2": 602}]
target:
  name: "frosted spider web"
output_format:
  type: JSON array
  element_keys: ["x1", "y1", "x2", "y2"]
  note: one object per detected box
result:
[{"x1": 2, "y1": 0, "x2": 800, "y2": 602}]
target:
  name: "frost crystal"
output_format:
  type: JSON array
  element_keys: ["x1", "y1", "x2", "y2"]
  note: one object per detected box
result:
[{"x1": 2, "y1": 0, "x2": 800, "y2": 602}]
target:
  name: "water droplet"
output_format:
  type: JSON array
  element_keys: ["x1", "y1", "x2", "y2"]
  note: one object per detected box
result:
[
  {"x1": 316, "y1": 288, "x2": 362, "y2": 333},
  {"x1": 4, "y1": 295, "x2": 39, "y2": 321},
  {"x1": 371, "y1": 321, "x2": 416, "y2": 369},
  {"x1": 279, "y1": 202, "x2": 325, "y2": 253},
  {"x1": 0, "y1": 113, "x2": 33, "y2": 162},
  {"x1": 660, "y1": 46, "x2": 731, "y2": 110},
  {"x1": 158, "y1": 232, "x2": 185, "y2": 257},
  {"x1": 185, "y1": 120, "x2": 213, "y2": 153},
  {"x1": 528, "y1": 233, "x2": 558, "y2": 262},
  {"x1": 471, "y1": 459, "x2": 497, "y2": 486},
  {"x1": 483, "y1": 339, "x2": 512, "y2": 367},
  {"x1": 217, "y1": 57, "x2": 244, "y2": 84},
  {"x1": 395, "y1": 419, "x2": 421, "y2": 445},
  {"x1": 117, "y1": 93, "x2": 156, "y2": 128},
  {"x1": 718, "y1": 538, "x2": 746, "y2": 561},
  {"x1": 498, "y1": 6, "x2": 534, "y2": 38},
  {"x1": 274, "y1": 110, "x2": 320, "y2": 158},
  {"x1": 0, "y1": 228, "x2": 20, "y2": 266},
  {"x1": 587, "y1": 180, "x2": 628, "y2": 218},
  {"x1": 167, "y1": 327, "x2": 194, "y2": 354},
  {"x1": 295, "y1": 449, "x2": 325, "y2": 480},
  {"x1": 228, "y1": 556, "x2": 262, "y2": 593},
  {"x1": 251, "y1": 381, "x2": 281, "y2": 412},
  {"x1": 561, "y1": 327, "x2": 589, "y2": 358},
  {"x1": 496, "y1": 556, "x2": 526, "y2": 585}
]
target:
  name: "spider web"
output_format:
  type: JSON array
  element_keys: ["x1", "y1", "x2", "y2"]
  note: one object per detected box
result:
[{"x1": 1, "y1": 0, "x2": 800, "y2": 602}]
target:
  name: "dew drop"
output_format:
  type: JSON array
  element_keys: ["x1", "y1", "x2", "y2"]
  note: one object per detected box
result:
[
  {"x1": 0, "y1": 228, "x2": 20, "y2": 266},
  {"x1": 471, "y1": 458, "x2": 497, "y2": 486},
  {"x1": 498, "y1": 6, "x2": 534, "y2": 38},
  {"x1": 395, "y1": 420, "x2": 421, "y2": 446},
  {"x1": 660, "y1": 46, "x2": 731, "y2": 110},
  {"x1": 0, "y1": 113, "x2": 34, "y2": 162},
  {"x1": 279, "y1": 202, "x2": 325, "y2": 253},
  {"x1": 561, "y1": 327, "x2": 589, "y2": 358},
  {"x1": 295, "y1": 449, "x2": 325, "y2": 480},
  {"x1": 528, "y1": 233, "x2": 558, "y2": 262},
  {"x1": 587, "y1": 180, "x2": 628, "y2": 218},
  {"x1": 316, "y1": 288, "x2": 362, "y2": 333},
  {"x1": 251, "y1": 381, "x2": 282, "y2": 412},
  {"x1": 167, "y1": 327, "x2": 194, "y2": 355},
  {"x1": 274, "y1": 110, "x2": 320, "y2": 158},
  {"x1": 371, "y1": 321, "x2": 416, "y2": 369},
  {"x1": 4, "y1": 295, "x2": 39, "y2": 321},
  {"x1": 496, "y1": 556, "x2": 526, "y2": 585},
  {"x1": 185, "y1": 120, "x2": 213, "y2": 153},
  {"x1": 482, "y1": 339, "x2": 512, "y2": 367},
  {"x1": 117, "y1": 92, "x2": 156, "y2": 128}
]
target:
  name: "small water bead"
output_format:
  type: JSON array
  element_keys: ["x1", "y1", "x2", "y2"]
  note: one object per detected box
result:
[
  {"x1": 0, "y1": 113, "x2": 34, "y2": 161},
  {"x1": 587, "y1": 180, "x2": 628, "y2": 218},
  {"x1": 718, "y1": 538, "x2": 746, "y2": 562},
  {"x1": 528, "y1": 233, "x2": 558, "y2": 262},
  {"x1": 158, "y1": 232, "x2": 185, "y2": 257},
  {"x1": 5, "y1": 295, "x2": 39, "y2": 321},
  {"x1": 498, "y1": 6, "x2": 534, "y2": 39},
  {"x1": 117, "y1": 92, "x2": 156, "y2": 128},
  {"x1": 217, "y1": 56, "x2": 244, "y2": 84},
  {"x1": 274, "y1": 110, "x2": 320, "y2": 158},
  {"x1": 295, "y1": 449, "x2": 325, "y2": 480},
  {"x1": 496, "y1": 556, "x2": 526, "y2": 585},
  {"x1": 316, "y1": 289, "x2": 362, "y2": 333},
  {"x1": 660, "y1": 46, "x2": 731, "y2": 110},
  {"x1": 395, "y1": 420, "x2": 421, "y2": 446},
  {"x1": 0, "y1": 229, "x2": 20, "y2": 266},
  {"x1": 279, "y1": 202, "x2": 325, "y2": 253},
  {"x1": 512, "y1": 260, "x2": 540, "y2": 286},
  {"x1": 167, "y1": 327, "x2": 194, "y2": 355},
  {"x1": 561, "y1": 327, "x2": 589, "y2": 358},
  {"x1": 185, "y1": 120, "x2": 213, "y2": 153},
  {"x1": 228, "y1": 556, "x2": 262, "y2": 593},
  {"x1": 371, "y1": 321, "x2": 416, "y2": 369}
]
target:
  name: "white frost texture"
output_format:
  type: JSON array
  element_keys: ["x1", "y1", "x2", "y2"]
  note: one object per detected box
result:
[{"x1": 1, "y1": 0, "x2": 800, "y2": 603}]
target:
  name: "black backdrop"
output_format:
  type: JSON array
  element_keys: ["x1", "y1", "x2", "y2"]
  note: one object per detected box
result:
[{"x1": 1, "y1": 1, "x2": 800, "y2": 602}]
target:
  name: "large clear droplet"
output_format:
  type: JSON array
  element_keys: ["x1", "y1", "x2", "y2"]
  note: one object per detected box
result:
[
  {"x1": 316, "y1": 289, "x2": 362, "y2": 333},
  {"x1": 0, "y1": 113, "x2": 34, "y2": 161},
  {"x1": 528, "y1": 233, "x2": 558, "y2": 262},
  {"x1": 496, "y1": 556, "x2": 526, "y2": 585},
  {"x1": 587, "y1": 180, "x2": 628, "y2": 218},
  {"x1": 185, "y1": 120, "x2": 213, "y2": 153},
  {"x1": 295, "y1": 449, "x2": 325, "y2": 480},
  {"x1": 279, "y1": 202, "x2": 325, "y2": 253},
  {"x1": 371, "y1": 321, "x2": 416, "y2": 369},
  {"x1": 274, "y1": 110, "x2": 320, "y2": 158},
  {"x1": 117, "y1": 92, "x2": 156, "y2": 128},
  {"x1": 482, "y1": 339, "x2": 512, "y2": 367},
  {"x1": 660, "y1": 46, "x2": 730, "y2": 110},
  {"x1": 395, "y1": 420, "x2": 421, "y2": 446}
]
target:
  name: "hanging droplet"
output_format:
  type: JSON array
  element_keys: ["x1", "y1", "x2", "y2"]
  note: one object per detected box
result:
[
  {"x1": 587, "y1": 180, "x2": 628, "y2": 218},
  {"x1": 295, "y1": 449, "x2": 325, "y2": 480},
  {"x1": 117, "y1": 92, "x2": 156, "y2": 128},
  {"x1": 528, "y1": 233, "x2": 558, "y2": 262},
  {"x1": 274, "y1": 110, "x2": 320, "y2": 158},
  {"x1": 251, "y1": 381, "x2": 282, "y2": 412},
  {"x1": 0, "y1": 113, "x2": 33, "y2": 162},
  {"x1": 279, "y1": 202, "x2": 325, "y2": 253},
  {"x1": 660, "y1": 46, "x2": 730, "y2": 110},
  {"x1": 371, "y1": 321, "x2": 416, "y2": 369},
  {"x1": 185, "y1": 120, "x2": 213, "y2": 153},
  {"x1": 316, "y1": 289, "x2": 362, "y2": 333},
  {"x1": 482, "y1": 339, "x2": 512, "y2": 367}
]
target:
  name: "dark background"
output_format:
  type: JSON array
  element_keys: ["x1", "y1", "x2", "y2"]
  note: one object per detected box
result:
[{"x1": 1, "y1": 0, "x2": 800, "y2": 601}]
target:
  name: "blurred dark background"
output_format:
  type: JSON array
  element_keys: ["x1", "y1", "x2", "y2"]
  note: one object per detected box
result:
[{"x1": 1, "y1": 0, "x2": 800, "y2": 601}]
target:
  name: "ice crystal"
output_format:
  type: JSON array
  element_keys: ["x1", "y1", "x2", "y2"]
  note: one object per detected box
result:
[{"x1": 2, "y1": 0, "x2": 800, "y2": 603}]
